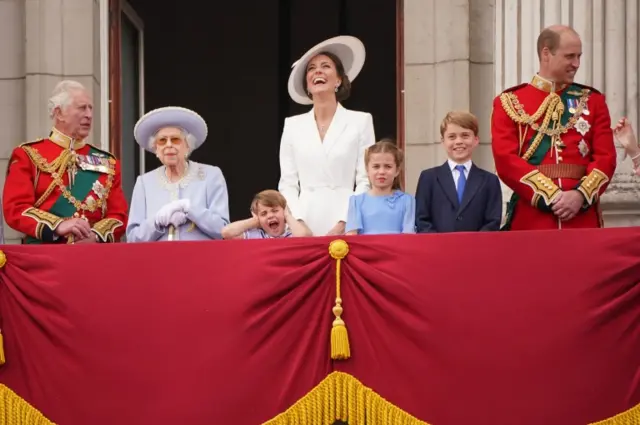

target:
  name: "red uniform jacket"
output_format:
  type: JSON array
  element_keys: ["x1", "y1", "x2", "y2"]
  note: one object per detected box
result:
[
  {"x1": 3, "y1": 128, "x2": 129, "y2": 243},
  {"x1": 491, "y1": 75, "x2": 617, "y2": 230}
]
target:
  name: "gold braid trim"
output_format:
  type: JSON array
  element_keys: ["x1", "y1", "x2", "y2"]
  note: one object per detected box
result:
[
  {"x1": 0, "y1": 384, "x2": 55, "y2": 425},
  {"x1": 92, "y1": 218, "x2": 124, "y2": 243},
  {"x1": 22, "y1": 146, "x2": 115, "y2": 217},
  {"x1": 262, "y1": 372, "x2": 430, "y2": 425},
  {"x1": 578, "y1": 169, "x2": 610, "y2": 205},
  {"x1": 520, "y1": 170, "x2": 562, "y2": 206},
  {"x1": 21, "y1": 207, "x2": 63, "y2": 239}
]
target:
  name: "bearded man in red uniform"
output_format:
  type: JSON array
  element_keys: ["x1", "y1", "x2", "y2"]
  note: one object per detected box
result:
[
  {"x1": 491, "y1": 25, "x2": 617, "y2": 230},
  {"x1": 3, "y1": 80, "x2": 128, "y2": 244}
]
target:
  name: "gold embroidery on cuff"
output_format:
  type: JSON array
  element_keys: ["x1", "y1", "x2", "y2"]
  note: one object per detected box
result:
[
  {"x1": 577, "y1": 169, "x2": 609, "y2": 205},
  {"x1": 22, "y1": 207, "x2": 63, "y2": 239},
  {"x1": 520, "y1": 170, "x2": 561, "y2": 206},
  {"x1": 92, "y1": 218, "x2": 123, "y2": 242}
]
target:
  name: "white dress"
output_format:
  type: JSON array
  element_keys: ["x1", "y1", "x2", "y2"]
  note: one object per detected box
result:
[{"x1": 278, "y1": 103, "x2": 376, "y2": 236}]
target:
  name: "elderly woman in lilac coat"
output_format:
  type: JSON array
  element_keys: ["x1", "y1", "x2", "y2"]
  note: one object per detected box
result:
[{"x1": 125, "y1": 107, "x2": 230, "y2": 242}]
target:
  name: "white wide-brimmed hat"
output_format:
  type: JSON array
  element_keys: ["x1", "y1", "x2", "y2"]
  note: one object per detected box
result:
[
  {"x1": 287, "y1": 35, "x2": 366, "y2": 105},
  {"x1": 133, "y1": 106, "x2": 208, "y2": 152}
]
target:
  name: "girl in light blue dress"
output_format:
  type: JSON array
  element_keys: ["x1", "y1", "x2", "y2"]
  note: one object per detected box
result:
[{"x1": 345, "y1": 139, "x2": 416, "y2": 235}]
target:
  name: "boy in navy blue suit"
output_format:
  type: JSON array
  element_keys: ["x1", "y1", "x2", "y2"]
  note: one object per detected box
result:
[{"x1": 415, "y1": 111, "x2": 503, "y2": 233}]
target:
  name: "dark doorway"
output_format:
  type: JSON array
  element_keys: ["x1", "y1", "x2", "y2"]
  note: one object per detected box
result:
[{"x1": 120, "y1": 0, "x2": 398, "y2": 221}]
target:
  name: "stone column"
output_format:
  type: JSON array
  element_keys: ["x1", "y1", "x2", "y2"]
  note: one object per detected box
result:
[
  {"x1": 402, "y1": 0, "x2": 496, "y2": 194},
  {"x1": 0, "y1": 0, "x2": 103, "y2": 244},
  {"x1": 495, "y1": 0, "x2": 640, "y2": 226},
  {"x1": 0, "y1": 0, "x2": 27, "y2": 244},
  {"x1": 25, "y1": 0, "x2": 102, "y2": 142}
]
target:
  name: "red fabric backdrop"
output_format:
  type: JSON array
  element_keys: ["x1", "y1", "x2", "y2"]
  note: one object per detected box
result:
[{"x1": 0, "y1": 228, "x2": 638, "y2": 425}]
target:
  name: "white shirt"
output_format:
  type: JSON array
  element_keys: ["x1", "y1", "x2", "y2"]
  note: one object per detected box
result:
[{"x1": 448, "y1": 159, "x2": 472, "y2": 190}]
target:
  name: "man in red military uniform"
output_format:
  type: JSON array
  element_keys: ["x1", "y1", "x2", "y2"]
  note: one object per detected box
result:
[
  {"x1": 3, "y1": 80, "x2": 128, "y2": 244},
  {"x1": 492, "y1": 25, "x2": 617, "y2": 230}
]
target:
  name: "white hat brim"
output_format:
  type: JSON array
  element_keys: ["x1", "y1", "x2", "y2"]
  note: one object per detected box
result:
[
  {"x1": 288, "y1": 36, "x2": 366, "y2": 105},
  {"x1": 133, "y1": 106, "x2": 208, "y2": 152}
]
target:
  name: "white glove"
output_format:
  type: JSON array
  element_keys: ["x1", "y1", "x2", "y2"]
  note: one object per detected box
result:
[
  {"x1": 175, "y1": 198, "x2": 191, "y2": 214},
  {"x1": 169, "y1": 211, "x2": 188, "y2": 227},
  {"x1": 155, "y1": 201, "x2": 184, "y2": 228}
]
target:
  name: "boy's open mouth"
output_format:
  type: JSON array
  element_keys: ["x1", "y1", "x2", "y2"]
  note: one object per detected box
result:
[{"x1": 268, "y1": 219, "x2": 279, "y2": 230}]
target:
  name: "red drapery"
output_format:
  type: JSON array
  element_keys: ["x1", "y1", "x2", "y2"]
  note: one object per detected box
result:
[{"x1": 0, "y1": 228, "x2": 638, "y2": 425}]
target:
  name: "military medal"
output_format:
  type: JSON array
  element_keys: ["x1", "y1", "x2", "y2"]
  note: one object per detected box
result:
[
  {"x1": 68, "y1": 150, "x2": 78, "y2": 186},
  {"x1": 582, "y1": 103, "x2": 590, "y2": 116},
  {"x1": 567, "y1": 99, "x2": 577, "y2": 114}
]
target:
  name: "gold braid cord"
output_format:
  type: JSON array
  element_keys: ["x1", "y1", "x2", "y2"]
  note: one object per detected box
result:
[
  {"x1": 329, "y1": 240, "x2": 350, "y2": 360},
  {"x1": 499, "y1": 88, "x2": 590, "y2": 160},
  {"x1": 499, "y1": 88, "x2": 591, "y2": 204},
  {"x1": 21, "y1": 146, "x2": 114, "y2": 216},
  {"x1": 262, "y1": 372, "x2": 430, "y2": 425},
  {"x1": 0, "y1": 385, "x2": 54, "y2": 425}
]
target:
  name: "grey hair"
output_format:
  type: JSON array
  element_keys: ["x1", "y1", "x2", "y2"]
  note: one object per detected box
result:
[
  {"x1": 47, "y1": 80, "x2": 87, "y2": 120},
  {"x1": 148, "y1": 127, "x2": 197, "y2": 153}
]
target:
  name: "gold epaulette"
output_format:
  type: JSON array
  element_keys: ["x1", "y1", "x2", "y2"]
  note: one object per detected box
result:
[
  {"x1": 88, "y1": 143, "x2": 118, "y2": 160},
  {"x1": 572, "y1": 82, "x2": 601, "y2": 95},
  {"x1": 18, "y1": 138, "x2": 45, "y2": 148}
]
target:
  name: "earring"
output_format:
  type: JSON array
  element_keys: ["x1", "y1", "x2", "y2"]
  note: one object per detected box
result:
[{"x1": 334, "y1": 85, "x2": 339, "y2": 92}]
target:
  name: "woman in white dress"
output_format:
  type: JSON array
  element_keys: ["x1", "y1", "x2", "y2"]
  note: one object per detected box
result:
[
  {"x1": 126, "y1": 107, "x2": 230, "y2": 242},
  {"x1": 278, "y1": 36, "x2": 376, "y2": 236}
]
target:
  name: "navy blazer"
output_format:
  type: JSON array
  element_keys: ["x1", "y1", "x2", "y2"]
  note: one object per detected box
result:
[{"x1": 415, "y1": 162, "x2": 503, "y2": 233}]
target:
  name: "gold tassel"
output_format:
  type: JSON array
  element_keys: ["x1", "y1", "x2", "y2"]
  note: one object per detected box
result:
[
  {"x1": 328, "y1": 239, "x2": 350, "y2": 360},
  {"x1": 0, "y1": 331, "x2": 5, "y2": 365}
]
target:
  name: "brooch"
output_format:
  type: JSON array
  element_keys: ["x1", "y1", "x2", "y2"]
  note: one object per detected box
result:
[
  {"x1": 92, "y1": 180, "x2": 106, "y2": 199},
  {"x1": 578, "y1": 139, "x2": 590, "y2": 158},
  {"x1": 575, "y1": 117, "x2": 591, "y2": 136}
]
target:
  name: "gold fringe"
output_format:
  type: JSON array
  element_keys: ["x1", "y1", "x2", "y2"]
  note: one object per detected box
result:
[
  {"x1": 262, "y1": 371, "x2": 430, "y2": 425},
  {"x1": 589, "y1": 402, "x2": 640, "y2": 425},
  {"x1": 328, "y1": 240, "x2": 350, "y2": 360},
  {"x1": 0, "y1": 384, "x2": 54, "y2": 425}
]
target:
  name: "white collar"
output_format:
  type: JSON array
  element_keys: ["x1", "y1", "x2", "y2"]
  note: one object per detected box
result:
[{"x1": 448, "y1": 159, "x2": 472, "y2": 172}]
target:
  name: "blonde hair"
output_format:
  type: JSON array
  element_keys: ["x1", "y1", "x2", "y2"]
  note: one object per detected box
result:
[
  {"x1": 439, "y1": 111, "x2": 479, "y2": 137},
  {"x1": 250, "y1": 190, "x2": 287, "y2": 213},
  {"x1": 364, "y1": 139, "x2": 404, "y2": 190}
]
